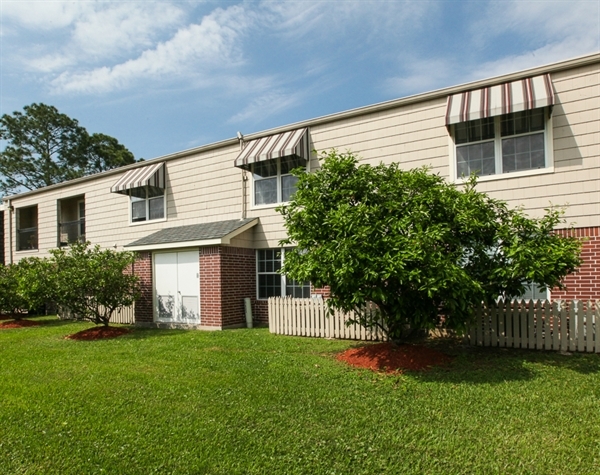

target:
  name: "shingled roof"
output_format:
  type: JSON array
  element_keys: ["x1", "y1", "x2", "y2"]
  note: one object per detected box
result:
[{"x1": 124, "y1": 218, "x2": 258, "y2": 251}]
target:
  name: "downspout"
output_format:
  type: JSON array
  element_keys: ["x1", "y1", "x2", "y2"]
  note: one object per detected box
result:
[
  {"x1": 241, "y1": 171, "x2": 248, "y2": 220},
  {"x1": 237, "y1": 132, "x2": 247, "y2": 220},
  {"x1": 6, "y1": 199, "x2": 13, "y2": 264}
]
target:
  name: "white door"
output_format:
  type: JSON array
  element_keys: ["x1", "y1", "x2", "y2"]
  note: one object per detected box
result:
[{"x1": 154, "y1": 251, "x2": 200, "y2": 323}]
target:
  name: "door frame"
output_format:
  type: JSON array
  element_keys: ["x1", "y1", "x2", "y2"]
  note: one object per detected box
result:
[{"x1": 152, "y1": 248, "x2": 200, "y2": 324}]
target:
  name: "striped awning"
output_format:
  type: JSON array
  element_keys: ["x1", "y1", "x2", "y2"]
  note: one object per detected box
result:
[
  {"x1": 234, "y1": 128, "x2": 309, "y2": 170},
  {"x1": 445, "y1": 74, "x2": 554, "y2": 125},
  {"x1": 110, "y1": 162, "x2": 165, "y2": 194}
]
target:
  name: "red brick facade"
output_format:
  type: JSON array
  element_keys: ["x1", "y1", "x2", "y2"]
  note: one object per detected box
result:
[
  {"x1": 199, "y1": 246, "x2": 257, "y2": 328},
  {"x1": 133, "y1": 251, "x2": 153, "y2": 323},
  {"x1": 552, "y1": 227, "x2": 600, "y2": 301},
  {"x1": 132, "y1": 227, "x2": 599, "y2": 328},
  {"x1": 134, "y1": 246, "x2": 258, "y2": 328}
]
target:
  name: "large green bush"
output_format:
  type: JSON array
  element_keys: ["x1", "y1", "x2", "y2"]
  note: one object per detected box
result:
[
  {"x1": 0, "y1": 242, "x2": 140, "y2": 326},
  {"x1": 279, "y1": 150, "x2": 582, "y2": 341}
]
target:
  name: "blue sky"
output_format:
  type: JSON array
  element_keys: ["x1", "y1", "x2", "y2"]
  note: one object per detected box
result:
[{"x1": 2, "y1": 0, "x2": 599, "y2": 161}]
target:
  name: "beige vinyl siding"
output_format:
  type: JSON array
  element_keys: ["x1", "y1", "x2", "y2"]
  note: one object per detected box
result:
[
  {"x1": 4, "y1": 56, "x2": 599, "y2": 258},
  {"x1": 7, "y1": 144, "x2": 245, "y2": 261},
  {"x1": 310, "y1": 97, "x2": 448, "y2": 175},
  {"x1": 251, "y1": 63, "x2": 598, "y2": 246},
  {"x1": 474, "y1": 63, "x2": 599, "y2": 226}
]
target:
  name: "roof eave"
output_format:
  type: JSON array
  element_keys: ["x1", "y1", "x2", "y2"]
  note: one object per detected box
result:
[
  {"x1": 124, "y1": 218, "x2": 258, "y2": 251},
  {"x1": 4, "y1": 52, "x2": 598, "y2": 202}
]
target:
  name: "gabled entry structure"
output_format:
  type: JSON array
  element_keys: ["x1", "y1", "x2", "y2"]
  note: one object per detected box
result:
[{"x1": 125, "y1": 218, "x2": 258, "y2": 329}]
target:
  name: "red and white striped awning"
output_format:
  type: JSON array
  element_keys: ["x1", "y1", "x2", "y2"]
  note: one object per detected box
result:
[
  {"x1": 110, "y1": 162, "x2": 165, "y2": 194},
  {"x1": 234, "y1": 128, "x2": 309, "y2": 170},
  {"x1": 445, "y1": 74, "x2": 554, "y2": 125}
]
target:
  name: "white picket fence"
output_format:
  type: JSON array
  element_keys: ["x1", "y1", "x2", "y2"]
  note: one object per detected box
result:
[
  {"x1": 269, "y1": 297, "x2": 600, "y2": 353},
  {"x1": 59, "y1": 303, "x2": 135, "y2": 324},
  {"x1": 268, "y1": 297, "x2": 387, "y2": 341},
  {"x1": 467, "y1": 299, "x2": 600, "y2": 353}
]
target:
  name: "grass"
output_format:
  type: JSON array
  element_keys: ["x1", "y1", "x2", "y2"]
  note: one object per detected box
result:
[{"x1": 1, "y1": 317, "x2": 600, "y2": 474}]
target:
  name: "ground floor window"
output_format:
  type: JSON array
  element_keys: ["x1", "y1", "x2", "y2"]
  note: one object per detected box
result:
[
  {"x1": 257, "y1": 248, "x2": 310, "y2": 299},
  {"x1": 518, "y1": 282, "x2": 549, "y2": 301}
]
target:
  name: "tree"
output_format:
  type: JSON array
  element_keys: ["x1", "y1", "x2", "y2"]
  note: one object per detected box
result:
[
  {"x1": 279, "y1": 150, "x2": 582, "y2": 341},
  {"x1": 0, "y1": 264, "x2": 29, "y2": 319},
  {"x1": 0, "y1": 103, "x2": 136, "y2": 196},
  {"x1": 49, "y1": 242, "x2": 140, "y2": 326},
  {"x1": 13, "y1": 257, "x2": 57, "y2": 316},
  {"x1": 0, "y1": 258, "x2": 55, "y2": 319}
]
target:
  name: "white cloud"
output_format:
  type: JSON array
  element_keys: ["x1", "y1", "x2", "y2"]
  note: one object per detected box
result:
[
  {"x1": 466, "y1": 0, "x2": 600, "y2": 80},
  {"x1": 50, "y1": 4, "x2": 252, "y2": 94},
  {"x1": 228, "y1": 89, "x2": 304, "y2": 124},
  {"x1": 468, "y1": 38, "x2": 599, "y2": 83},
  {"x1": 2, "y1": 0, "x2": 89, "y2": 30},
  {"x1": 9, "y1": 2, "x2": 186, "y2": 73},
  {"x1": 264, "y1": 0, "x2": 432, "y2": 45},
  {"x1": 70, "y1": 4, "x2": 185, "y2": 60},
  {"x1": 384, "y1": 0, "x2": 599, "y2": 98},
  {"x1": 472, "y1": 0, "x2": 599, "y2": 43},
  {"x1": 384, "y1": 58, "x2": 456, "y2": 96}
]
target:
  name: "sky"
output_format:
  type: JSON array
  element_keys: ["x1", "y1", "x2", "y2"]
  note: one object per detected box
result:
[{"x1": 1, "y1": 0, "x2": 599, "y2": 161}]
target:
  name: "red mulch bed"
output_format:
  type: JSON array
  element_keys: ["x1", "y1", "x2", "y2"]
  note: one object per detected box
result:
[
  {"x1": 66, "y1": 326, "x2": 131, "y2": 341},
  {"x1": 337, "y1": 342, "x2": 453, "y2": 373},
  {"x1": 0, "y1": 319, "x2": 41, "y2": 329}
]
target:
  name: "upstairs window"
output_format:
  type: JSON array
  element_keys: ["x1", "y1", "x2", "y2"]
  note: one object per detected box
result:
[
  {"x1": 58, "y1": 196, "x2": 85, "y2": 246},
  {"x1": 253, "y1": 155, "x2": 305, "y2": 206},
  {"x1": 445, "y1": 73, "x2": 555, "y2": 181},
  {"x1": 130, "y1": 186, "x2": 165, "y2": 223},
  {"x1": 233, "y1": 128, "x2": 310, "y2": 207},
  {"x1": 17, "y1": 205, "x2": 38, "y2": 251},
  {"x1": 454, "y1": 108, "x2": 548, "y2": 178},
  {"x1": 110, "y1": 162, "x2": 166, "y2": 225}
]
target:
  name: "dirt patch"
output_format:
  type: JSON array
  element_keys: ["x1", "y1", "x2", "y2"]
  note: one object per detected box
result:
[
  {"x1": 337, "y1": 342, "x2": 453, "y2": 373},
  {"x1": 66, "y1": 326, "x2": 131, "y2": 341},
  {"x1": 0, "y1": 319, "x2": 41, "y2": 329}
]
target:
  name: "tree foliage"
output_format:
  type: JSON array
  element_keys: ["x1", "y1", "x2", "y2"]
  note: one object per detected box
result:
[
  {"x1": 0, "y1": 258, "x2": 54, "y2": 319},
  {"x1": 0, "y1": 263, "x2": 29, "y2": 319},
  {"x1": 0, "y1": 103, "x2": 136, "y2": 196},
  {"x1": 49, "y1": 242, "x2": 140, "y2": 326},
  {"x1": 279, "y1": 150, "x2": 582, "y2": 341},
  {"x1": 0, "y1": 244, "x2": 140, "y2": 325}
]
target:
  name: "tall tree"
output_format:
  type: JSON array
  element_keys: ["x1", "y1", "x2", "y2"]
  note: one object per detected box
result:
[
  {"x1": 279, "y1": 150, "x2": 582, "y2": 341},
  {"x1": 0, "y1": 103, "x2": 135, "y2": 196}
]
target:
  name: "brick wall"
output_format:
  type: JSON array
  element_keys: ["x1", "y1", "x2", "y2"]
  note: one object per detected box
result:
[
  {"x1": 254, "y1": 300, "x2": 268, "y2": 323},
  {"x1": 199, "y1": 247, "x2": 222, "y2": 328},
  {"x1": 220, "y1": 247, "x2": 257, "y2": 327},
  {"x1": 553, "y1": 227, "x2": 600, "y2": 301},
  {"x1": 200, "y1": 246, "x2": 257, "y2": 327},
  {"x1": 311, "y1": 285, "x2": 331, "y2": 299},
  {"x1": 133, "y1": 247, "x2": 256, "y2": 328},
  {"x1": 133, "y1": 251, "x2": 153, "y2": 323}
]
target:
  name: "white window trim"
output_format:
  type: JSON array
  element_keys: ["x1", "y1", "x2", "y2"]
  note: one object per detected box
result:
[
  {"x1": 128, "y1": 187, "x2": 167, "y2": 226},
  {"x1": 16, "y1": 205, "x2": 39, "y2": 252},
  {"x1": 449, "y1": 109, "x2": 554, "y2": 184},
  {"x1": 255, "y1": 248, "x2": 311, "y2": 300},
  {"x1": 251, "y1": 157, "x2": 307, "y2": 209}
]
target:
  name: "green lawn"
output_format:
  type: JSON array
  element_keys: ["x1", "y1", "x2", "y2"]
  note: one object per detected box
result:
[{"x1": 1, "y1": 317, "x2": 599, "y2": 475}]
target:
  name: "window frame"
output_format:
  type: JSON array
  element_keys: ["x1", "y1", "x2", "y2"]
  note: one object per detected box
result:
[
  {"x1": 256, "y1": 248, "x2": 311, "y2": 300},
  {"x1": 512, "y1": 282, "x2": 550, "y2": 302},
  {"x1": 16, "y1": 205, "x2": 38, "y2": 252},
  {"x1": 251, "y1": 156, "x2": 307, "y2": 209},
  {"x1": 449, "y1": 107, "x2": 554, "y2": 183},
  {"x1": 128, "y1": 186, "x2": 167, "y2": 226}
]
